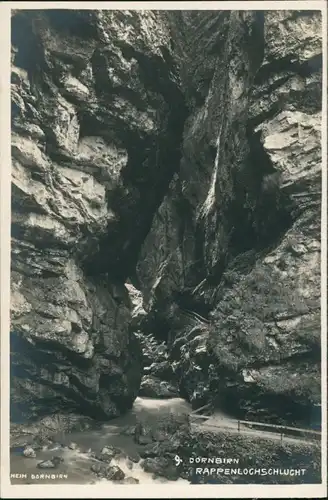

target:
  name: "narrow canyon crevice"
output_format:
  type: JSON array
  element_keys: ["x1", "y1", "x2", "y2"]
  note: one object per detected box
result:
[{"x1": 10, "y1": 9, "x2": 322, "y2": 431}]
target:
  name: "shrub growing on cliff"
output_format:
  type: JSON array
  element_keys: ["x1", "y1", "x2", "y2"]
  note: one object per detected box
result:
[{"x1": 135, "y1": 331, "x2": 168, "y2": 367}]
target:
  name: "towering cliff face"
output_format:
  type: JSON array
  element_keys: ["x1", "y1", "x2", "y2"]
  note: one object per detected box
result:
[
  {"x1": 136, "y1": 11, "x2": 322, "y2": 424},
  {"x1": 10, "y1": 9, "x2": 186, "y2": 421},
  {"x1": 10, "y1": 9, "x2": 322, "y2": 426}
]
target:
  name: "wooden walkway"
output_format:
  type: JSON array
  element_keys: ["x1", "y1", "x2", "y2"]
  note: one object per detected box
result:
[
  {"x1": 179, "y1": 309, "x2": 321, "y2": 445},
  {"x1": 189, "y1": 404, "x2": 321, "y2": 443}
]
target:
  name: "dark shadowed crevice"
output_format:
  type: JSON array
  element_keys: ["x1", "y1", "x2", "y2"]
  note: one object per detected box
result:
[
  {"x1": 82, "y1": 51, "x2": 188, "y2": 282},
  {"x1": 249, "y1": 11, "x2": 265, "y2": 73},
  {"x1": 11, "y1": 13, "x2": 43, "y2": 73},
  {"x1": 174, "y1": 291, "x2": 212, "y2": 319},
  {"x1": 44, "y1": 10, "x2": 98, "y2": 39},
  {"x1": 255, "y1": 53, "x2": 322, "y2": 85},
  {"x1": 227, "y1": 124, "x2": 294, "y2": 256}
]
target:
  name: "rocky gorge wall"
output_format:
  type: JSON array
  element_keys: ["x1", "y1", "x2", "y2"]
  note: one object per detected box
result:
[
  {"x1": 10, "y1": 9, "x2": 322, "y2": 426},
  {"x1": 136, "y1": 10, "x2": 322, "y2": 425},
  {"x1": 10, "y1": 9, "x2": 186, "y2": 421}
]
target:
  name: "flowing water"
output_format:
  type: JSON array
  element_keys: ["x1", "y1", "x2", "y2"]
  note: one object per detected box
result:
[{"x1": 10, "y1": 397, "x2": 192, "y2": 485}]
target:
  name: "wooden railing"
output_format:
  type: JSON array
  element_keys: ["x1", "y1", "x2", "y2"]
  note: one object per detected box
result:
[
  {"x1": 180, "y1": 309, "x2": 321, "y2": 444},
  {"x1": 179, "y1": 308, "x2": 210, "y2": 325},
  {"x1": 190, "y1": 403, "x2": 212, "y2": 415},
  {"x1": 189, "y1": 410, "x2": 321, "y2": 442}
]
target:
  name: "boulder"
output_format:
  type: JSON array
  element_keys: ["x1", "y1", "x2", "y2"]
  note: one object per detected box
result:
[
  {"x1": 141, "y1": 457, "x2": 180, "y2": 481},
  {"x1": 37, "y1": 459, "x2": 57, "y2": 469},
  {"x1": 122, "y1": 476, "x2": 139, "y2": 484},
  {"x1": 68, "y1": 442, "x2": 78, "y2": 450},
  {"x1": 91, "y1": 463, "x2": 106, "y2": 475},
  {"x1": 91, "y1": 462, "x2": 125, "y2": 481},
  {"x1": 23, "y1": 446, "x2": 36, "y2": 458},
  {"x1": 100, "y1": 445, "x2": 120, "y2": 457},
  {"x1": 95, "y1": 453, "x2": 113, "y2": 464},
  {"x1": 105, "y1": 465, "x2": 125, "y2": 481},
  {"x1": 128, "y1": 453, "x2": 141, "y2": 463}
]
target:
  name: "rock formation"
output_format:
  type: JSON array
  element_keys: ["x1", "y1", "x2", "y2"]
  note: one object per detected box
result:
[
  {"x1": 10, "y1": 9, "x2": 322, "y2": 426},
  {"x1": 10, "y1": 9, "x2": 186, "y2": 420},
  {"x1": 136, "y1": 11, "x2": 322, "y2": 425}
]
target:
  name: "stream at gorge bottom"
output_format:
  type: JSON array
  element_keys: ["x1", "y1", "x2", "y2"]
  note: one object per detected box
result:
[{"x1": 10, "y1": 397, "x2": 192, "y2": 485}]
